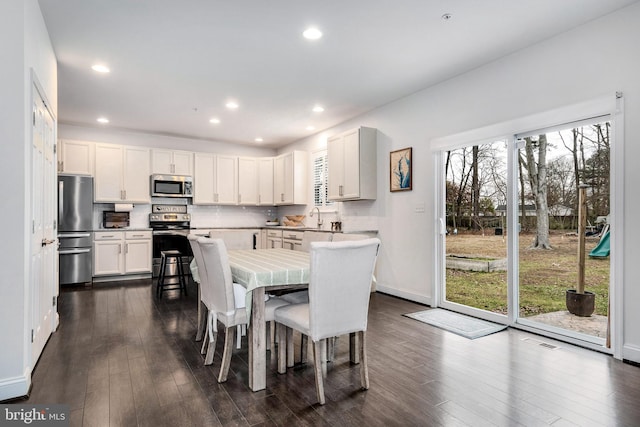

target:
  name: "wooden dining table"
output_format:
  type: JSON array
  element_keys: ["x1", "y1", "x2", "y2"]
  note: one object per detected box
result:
[{"x1": 227, "y1": 248, "x2": 310, "y2": 391}]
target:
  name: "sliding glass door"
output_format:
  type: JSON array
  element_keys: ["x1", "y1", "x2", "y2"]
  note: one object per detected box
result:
[
  {"x1": 437, "y1": 113, "x2": 615, "y2": 352},
  {"x1": 515, "y1": 119, "x2": 611, "y2": 346},
  {"x1": 440, "y1": 139, "x2": 509, "y2": 323}
]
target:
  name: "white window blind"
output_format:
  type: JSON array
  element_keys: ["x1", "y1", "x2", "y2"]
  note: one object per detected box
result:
[{"x1": 313, "y1": 150, "x2": 332, "y2": 207}]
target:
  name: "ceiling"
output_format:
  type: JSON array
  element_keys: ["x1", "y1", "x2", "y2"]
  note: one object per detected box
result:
[{"x1": 38, "y1": 0, "x2": 637, "y2": 148}]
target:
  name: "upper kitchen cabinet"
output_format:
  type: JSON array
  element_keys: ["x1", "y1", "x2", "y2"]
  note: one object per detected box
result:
[
  {"x1": 238, "y1": 157, "x2": 258, "y2": 205},
  {"x1": 257, "y1": 157, "x2": 274, "y2": 206},
  {"x1": 94, "y1": 144, "x2": 151, "y2": 203},
  {"x1": 58, "y1": 139, "x2": 94, "y2": 175},
  {"x1": 193, "y1": 152, "x2": 237, "y2": 205},
  {"x1": 274, "y1": 151, "x2": 307, "y2": 205},
  {"x1": 327, "y1": 127, "x2": 377, "y2": 201},
  {"x1": 151, "y1": 149, "x2": 193, "y2": 175}
]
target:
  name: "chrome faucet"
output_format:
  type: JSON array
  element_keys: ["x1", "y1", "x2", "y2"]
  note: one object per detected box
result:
[{"x1": 310, "y1": 207, "x2": 323, "y2": 229}]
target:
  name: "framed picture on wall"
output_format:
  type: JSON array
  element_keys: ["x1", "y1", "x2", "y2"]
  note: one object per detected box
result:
[{"x1": 390, "y1": 147, "x2": 412, "y2": 192}]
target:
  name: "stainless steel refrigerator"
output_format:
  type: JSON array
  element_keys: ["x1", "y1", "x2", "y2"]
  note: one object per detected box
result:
[{"x1": 58, "y1": 175, "x2": 93, "y2": 285}]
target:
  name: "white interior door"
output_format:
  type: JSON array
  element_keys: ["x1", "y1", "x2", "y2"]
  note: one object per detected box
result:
[{"x1": 30, "y1": 81, "x2": 57, "y2": 364}]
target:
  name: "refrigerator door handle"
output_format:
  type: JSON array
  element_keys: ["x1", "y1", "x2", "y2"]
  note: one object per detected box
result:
[
  {"x1": 59, "y1": 248, "x2": 91, "y2": 255},
  {"x1": 58, "y1": 180, "x2": 64, "y2": 220},
  {"x1": 58, "y1": 232, "x2": 92, "y2": 239}
]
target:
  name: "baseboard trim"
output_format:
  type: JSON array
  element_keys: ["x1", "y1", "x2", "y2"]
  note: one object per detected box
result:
[
  {"x1": 375, "y1": 285, "x2": 432, "y2": 306},
  {"x1": 623, "y1": 343, "x2": 640, "y2": 364},
  {"x1": 0, "y1": 372, "x2": 31, "y2": 402}
]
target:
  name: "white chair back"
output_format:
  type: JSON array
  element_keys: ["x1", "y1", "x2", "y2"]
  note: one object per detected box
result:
[
  {"x1": 308, "y1": 238, "x2": 380, "y2": 341},
  {"x1": 197, "y1": 237, "x2": 235, "y2": 315},
  {"x1": 187, "y1": 234, "x2": 203, "y2": 284},
  {"x1": 300, "y1": 231, "x2": 332, "y2": 252},
  {"x1": 209, "y1": 230, "x2": 256, "y2": 250}
]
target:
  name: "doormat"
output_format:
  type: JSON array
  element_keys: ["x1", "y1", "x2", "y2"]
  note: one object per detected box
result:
[{"x1": 404, "y1": 309, "x2": 507, "y2": 339}]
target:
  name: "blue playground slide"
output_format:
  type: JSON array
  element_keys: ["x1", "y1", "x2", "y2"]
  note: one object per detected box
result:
[{"x1": 589, "y1": 230, "x2": 610, "y2": 258}]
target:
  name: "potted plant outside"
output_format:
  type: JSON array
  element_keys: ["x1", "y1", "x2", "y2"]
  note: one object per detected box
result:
[{"x1": 566, "y1": 184, "x2": 595, "y2": 317}]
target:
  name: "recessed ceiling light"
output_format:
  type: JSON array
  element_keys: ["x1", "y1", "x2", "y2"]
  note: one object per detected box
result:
[
  {"x1": 209, "y1": 118, "x2": 221, "y2": 124},
  {"x1": 441, "y1": 13, "x2": 452, "y2": 21},
  {"x1": 312, "y1": 105, "x2": 324, "y2": 113},
  {"x1": 306, "y1": 125, "x2": 315, "y2": 131},
  {"x1": 255, "y1": 137, "x2": 263, "y2": 143},
  {"x1": 225, "y1": 101, "x2": 239, "y2": 110},
  {"x1": 96, "y1": 117, "x2": 109, "y2": 124},
  {"x1": 91, "y1": 64, "x2": 110, "y2": 73},
  {"x1": 303, "y1": 27, "x2": 323, "y2": 40}
]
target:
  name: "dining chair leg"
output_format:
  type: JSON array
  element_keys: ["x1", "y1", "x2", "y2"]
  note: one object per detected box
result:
[
  {"x1": 320, "y1": 339, "x2": 328, "y2": 379},
  {"x1": 236, "y1": 325, "x2": 242, "y2": 349},
  {"x1": 285, "y1": 327, "x2": 294, "y2": 368},
  {"x1": 300, "y1": 334, "x2": 308, "y2": 364},
  {"x1": 326, "y1": 337, "x2": 336, "y2": 362},
  {"x1": 266, "y1": 322, "x2": 272, "y2": 352},
  {"x1": 196, "y1": 300, "x2": 206, "y2": 342},
  {"x1": 312, "y1": 340, "x2": 326, "y2": 405},
  {"x1": 349, "y1": 332, "x2": 360, "y2": 364},
  {"x1": 204, "y1": 334, "x2": 216, "y2": 365},
  {"x1": 218, "y1": 326, "x2": 235, "y2": 382},
  {"x1": 204, "y1": 313, "x2": 217, "y2": 365},
  {"x1": 200, "y1": 319, "x2": 209, "y2": 355},
  {"x1": 359, "y1": 331, "x2": 369, "y2": 390},
  {"x1": 277, "y1": 323, "x2": 287, "y2": 374}
]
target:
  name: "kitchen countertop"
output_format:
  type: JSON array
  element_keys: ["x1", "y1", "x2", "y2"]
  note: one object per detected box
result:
[
  {"x1": 189, "y1": 226, "x2": 377, "y2": 234},
  {"x1": 93, "y1": 228, "x2": 152, "y2": 231}
]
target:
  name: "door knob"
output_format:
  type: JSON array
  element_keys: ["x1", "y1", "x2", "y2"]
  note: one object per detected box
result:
[{"x1": 41, "y1": 239, "x2": 56, "y2": 247}]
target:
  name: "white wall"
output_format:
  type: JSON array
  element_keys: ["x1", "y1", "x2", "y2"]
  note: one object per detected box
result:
[
  {"x1": 0, "y1": 0, "x2": 57, "y2": 400},
  {"x1": 280, "y1": 3, "x2": 640, "y2": 360}
]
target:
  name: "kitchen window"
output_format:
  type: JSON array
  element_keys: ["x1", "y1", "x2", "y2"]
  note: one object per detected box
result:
[{"x1": 313, "y1": 150, "x2": 332, "y2": 208}]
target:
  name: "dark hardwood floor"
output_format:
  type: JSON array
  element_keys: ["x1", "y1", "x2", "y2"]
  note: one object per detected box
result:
[{"x1": 17, "y1": 278, "x2": 640, "y2": 426}]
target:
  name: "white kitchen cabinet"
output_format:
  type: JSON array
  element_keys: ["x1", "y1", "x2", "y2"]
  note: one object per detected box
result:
[
  {"x1": 123, "y1": 146, "x2": 152, "y2": 202},
  {"x1": 93, "y1": 232, "x2": 124, "y2": 276},
  {"x1": 265, "y1": 229, "x2": 283, "y2": 248},
  {"x1": 274, "y1": 150, "x2": 307, "y2": 205},
  {"x1": 238, "y1": 157, "x2": 258, "y2": 205},
  {"x1": 58, "y1": 139, "x2": 94, "y2": 175},
  {"x1": 327, "y1": 127, "x2": 377, "y2": 201},
  {"x1": 93, "y1": 231, "x2": 152, "y2": 276},
  {"x1": 123, "y1": 231, "x2": 152, "y2": 273},
  {"x1": 94, "y1": 144, "x2": 151, "y2": 203},
  {"x1": 257, "y1": 157, "x2": 274, "y2": 206},
  {"x1": 282, "y1": 230, "x2": 304, "y2": 251},
  {"x1": 151, "y1": 149, "x2": 193, "y2": 175},
  {"x1": 193, "y1": 152, "x2": 237, "y2": 205}
]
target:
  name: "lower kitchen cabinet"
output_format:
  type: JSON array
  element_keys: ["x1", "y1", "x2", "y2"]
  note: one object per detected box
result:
[
  {"x1": 94, "y1": 231, "x2": 152, "y2": 276},
  {"x1": 265, "y1": 229, "x2": 283, "y2": 249},
  {"x1": 282, "y1": 230, "x2": 303, "y2": 251}
]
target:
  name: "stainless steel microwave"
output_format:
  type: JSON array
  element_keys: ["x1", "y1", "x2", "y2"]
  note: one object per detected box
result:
[{"x1": 150, "y1": 174, "x2": 193, "y2": 198}]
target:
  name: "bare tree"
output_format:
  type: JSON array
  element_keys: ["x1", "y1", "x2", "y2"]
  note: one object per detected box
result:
[
  {"x1": 524, "y1": 135, "x2": 552, "y2": 249},
  {"x1": 471, "y1": 146, "x2": 480, "y2": 230}
]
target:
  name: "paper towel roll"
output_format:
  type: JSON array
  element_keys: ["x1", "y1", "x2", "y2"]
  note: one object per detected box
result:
[{"x1": 114, "y1": 203, "x2": 134, "y2": 212}]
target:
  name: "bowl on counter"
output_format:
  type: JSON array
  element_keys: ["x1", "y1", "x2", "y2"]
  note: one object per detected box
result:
[
  {"x1": 284, "y1": 215, "x2": 306, "y2": 227},
  {"x1": 265, "y1": 221, "x2": 279, "y2": 226}
]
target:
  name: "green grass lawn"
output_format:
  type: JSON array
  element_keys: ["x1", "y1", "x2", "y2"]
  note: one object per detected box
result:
[{"x1": 445, "y1": 233, "x2": 610, "y2": 317}]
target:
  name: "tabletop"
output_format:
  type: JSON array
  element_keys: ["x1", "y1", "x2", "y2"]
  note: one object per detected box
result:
[{"x1": 227, "y1": 248, "x2": 310, "y2": 291}]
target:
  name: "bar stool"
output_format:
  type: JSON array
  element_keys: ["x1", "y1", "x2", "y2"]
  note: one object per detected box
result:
[{"x1": 156, "y1": 250, "x2": 188, "y2": 298}]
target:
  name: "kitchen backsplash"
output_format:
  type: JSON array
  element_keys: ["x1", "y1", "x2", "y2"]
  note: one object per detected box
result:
[{"x1": 93, "y1": 200, "x2": 377, "y2": 231}]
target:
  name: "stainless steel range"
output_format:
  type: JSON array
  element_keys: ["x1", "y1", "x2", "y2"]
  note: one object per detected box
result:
[{"x1": 149, "y1": 204, "x2": 192, "y2": 278}]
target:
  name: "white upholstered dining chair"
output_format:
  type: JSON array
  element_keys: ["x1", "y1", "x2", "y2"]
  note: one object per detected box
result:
[
  {"x1": 189, "y1": 233, "x2": 246, "y2": 346},
  {"x1": 198, "y1": 237, "x2": 288, "y2": 382},
  {"x1": 280, "y1": 231, "x2": 333, "y2": 306},
  {"x1": 274, "y1": 238, "x2": 381, "y2": 404},
  {"x1": 187, "y1": 234, "x2": 207, "y2": 342}
]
